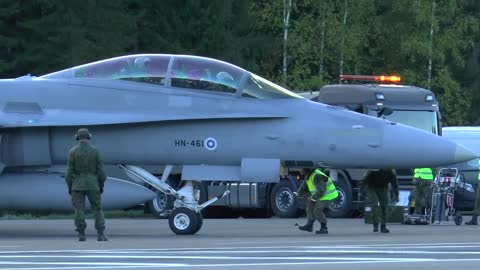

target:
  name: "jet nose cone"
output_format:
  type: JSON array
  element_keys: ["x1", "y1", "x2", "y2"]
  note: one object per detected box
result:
[
  {"x1": 454, "y1": 144, "x2": 477, "y2": 163},
  {"x1": 380, "y1": 123, "x2": 478, "y2": 168}
]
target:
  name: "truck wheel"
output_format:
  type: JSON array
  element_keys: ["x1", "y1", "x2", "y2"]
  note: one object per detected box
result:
[
  {"x1": 454, "y1": 214, "x2": 463, "y2": 226},
  {"x1": 168, "y1": 207, "x2": 199, "y2": 235},
  {"x1": 270, "y1": 180, "x2": 301, "y2": 218},
  {"x1": 148, "y1": 192, "x2": 173, "y2": 219},
  {"x1": 326, "y1": 176, "x2": 353, "y2": 218}
]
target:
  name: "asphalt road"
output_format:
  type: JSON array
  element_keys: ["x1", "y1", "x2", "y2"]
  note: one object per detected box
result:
[{"x1": 0, "y1": 217, "x2": 479, "y2": 269}]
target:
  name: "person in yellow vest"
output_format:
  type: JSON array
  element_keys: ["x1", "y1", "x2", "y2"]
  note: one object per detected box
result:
[
  {"x1": 412, "y1": 167, "x2": 434, "y2": 214},
  {"x1": 465, "y1": 159, "x2": 480, "y2": 225},
  {"x1": 361, "y1": 169, "x2": 399, "y2": 233},
  {"x1": 295, "y1": 167, "x2": 339, "y2": 234}
]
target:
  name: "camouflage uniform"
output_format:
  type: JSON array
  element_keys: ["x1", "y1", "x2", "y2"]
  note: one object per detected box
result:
[
  {"x1": 296, "y1": 169, "x2": 331, "y2": 234},
  {"x1": 362, "y1": 169, "x2": 399, "y2": 233},
  {"x1": 465, "y1": 162, "x2": 480, "y2": 225},
  {"x1": 466, "y1": 185, "x2": 480, "y2": 225},
  {"x1": 413, "y1": 181, "x2": 432, "y2": 214},
  {"x1": 297, "y1": 176, "x2": 328, "y2": 223},
  {"x1": 474, "y1": 189, "x2": 480, "y2": 215},
  {"x1": 65, "y1": 128, "x2": 108, "y2": 241},
  {"x1": 412, "y1": 168, "x2": 434, "y2": 214}
]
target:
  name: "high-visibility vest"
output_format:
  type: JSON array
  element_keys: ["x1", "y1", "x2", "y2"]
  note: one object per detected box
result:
[
  {"x1": 306, "y1": 169, "x2": 339, "y2": 201},
  {"x1": 414, "y1": 168, "x2": 433, "y2": 181}
]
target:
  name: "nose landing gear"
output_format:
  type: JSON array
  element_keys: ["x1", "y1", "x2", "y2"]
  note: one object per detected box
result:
[{"x1": 119, "y1": 164, "x2": 229, "y2": 235}]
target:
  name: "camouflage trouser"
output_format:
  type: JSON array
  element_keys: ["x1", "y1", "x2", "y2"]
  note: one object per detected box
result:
[
  {"x1": 306, "y1": 199, "x2": 330, "y2": 224},
  {"x1": 71, "y1": 190, "x2": 105, "y2": 233},
  {"x1": 474, "y1": 186, "x2": 480, "y2": 215},
  {"x1": 414, "y1": 180, "x2": 432, "y2": 214},
  {"x1": 367, "y1": 187, "x2": 388, "y2": 225}
]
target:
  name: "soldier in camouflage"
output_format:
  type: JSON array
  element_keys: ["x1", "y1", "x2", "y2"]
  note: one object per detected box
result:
[
  {"x1": 361, "y1": 169, "x2": 399, "y2": 233},
  {"x1": 412, "y1": 168, "x2": 434, "y2": 214},
  {"x1": 466, "y1": 189, "x2": 480, "y2": 225},
  {"x1": 66, "y1": 128, "x2": 108, "y2": 241},
  {"x1": 466, "y1": 160, "x2": 480, "y2": 225},
  {"x1": 295, "y1": 168, "x2": 338, "y2": 234}
]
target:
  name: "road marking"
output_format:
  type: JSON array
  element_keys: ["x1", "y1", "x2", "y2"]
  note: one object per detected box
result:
[
  {"x1": 5, "y1": 259, "x2": 480, "y2": 270},
  {"x1": 0, "y1": 241, "x2": 479, "y2": 270},
  {"x1": 2, "y1": 241, "x2": 477, "y2": 254},
  {"x1": 0, "y1": 256, "x2": 434, "y2": 260}
]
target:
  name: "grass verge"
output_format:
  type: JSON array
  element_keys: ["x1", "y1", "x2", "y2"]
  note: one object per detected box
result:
[{"x1": 0, "y1": 209, "x2": 150, "y2": 220}]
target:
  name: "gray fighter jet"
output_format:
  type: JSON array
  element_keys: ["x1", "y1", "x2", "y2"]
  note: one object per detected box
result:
[{"x1": 0, "y1": 54, "x2": 476, "y2": 234}]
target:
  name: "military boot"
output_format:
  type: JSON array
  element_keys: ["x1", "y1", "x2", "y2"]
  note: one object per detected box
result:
[
  {"x1": 316, "y1": 223, "x2": 328, "y2": 234},
  {"x1": 298, "y1": 220, "x2": 314, "y2": 232},
  {"x1": 465, "y1": 215, "x2": 478, "y2": 225},
  {"x1": 380, "y1": 224, "x2": 390, "y2": 233},
  {"x1": 373, "y1": 223, "x2": 379, "y2": 232},
  {"x1": 78, "y1": 231, "x2": 86, "y2": 242},
  {"x1": 97, "y1": 231, "x2": 108, "y2": 241}
]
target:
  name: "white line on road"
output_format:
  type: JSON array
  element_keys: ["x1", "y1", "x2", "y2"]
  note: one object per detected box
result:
[
  {"x1": 2, "y1": 249, "x2": 480, "y2": 257},
  {"x1": 1, "y1": 241, "x2": 479, "y2": 254},
  {"x1": 4, "y1": 258, "x2": 480, "y2": 270},
  {"x1": 0, "y1": 256, "x2": 432, "y2": 261}
]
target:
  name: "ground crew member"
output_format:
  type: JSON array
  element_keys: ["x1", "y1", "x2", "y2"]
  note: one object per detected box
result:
[
  {"x1": 295, "y1": 168, "x2": 338, "y2": 234},
  {"x1": 65, "y1": 128, "x2": 108, "y2": 241},
  {"x1": 362, "y1": 169, "x2": 399, "y2": 233},
  {"x1": 412, "y1": 167, "x2": 434, "y2": 214},
  {"x1": 466, "y1": 159, "x2": 480, "y2": 225}
]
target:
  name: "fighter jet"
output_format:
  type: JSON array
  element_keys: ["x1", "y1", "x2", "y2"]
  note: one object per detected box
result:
[{"x1": 0, "y1": 54, "x2": 476, "y2": 234}]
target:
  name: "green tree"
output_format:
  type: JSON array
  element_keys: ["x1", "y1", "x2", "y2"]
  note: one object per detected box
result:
[{"x1": 16, "y1": 0, "x2": 135, "y2": 76}]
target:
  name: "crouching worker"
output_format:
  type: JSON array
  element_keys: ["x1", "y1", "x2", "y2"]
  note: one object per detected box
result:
[{"x1": 295, "y1": 168, "x2": 338, "y2": 234}]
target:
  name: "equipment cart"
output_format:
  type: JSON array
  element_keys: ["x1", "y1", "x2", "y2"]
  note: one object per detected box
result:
[{"x1": 429, "y1": 168, "x2": 463, "y2": 225}]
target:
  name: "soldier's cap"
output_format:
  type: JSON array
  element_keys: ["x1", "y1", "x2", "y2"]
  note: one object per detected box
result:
[{"x1": 76, "y1": 128, "x2": 92, "y2": 140}]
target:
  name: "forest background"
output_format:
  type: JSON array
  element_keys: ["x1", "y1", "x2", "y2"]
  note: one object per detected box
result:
[{"x1": 1, "y1": 0, "x2": 479, "y2": 126}]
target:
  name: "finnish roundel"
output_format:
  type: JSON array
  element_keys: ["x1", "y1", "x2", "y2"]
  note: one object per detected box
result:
[{"x1": 204, "y1": 137, "x2": 217, "y2": 151}]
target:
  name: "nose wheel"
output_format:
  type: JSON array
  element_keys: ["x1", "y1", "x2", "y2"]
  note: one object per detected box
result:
[
  {"x1": 168, "y1": 207, "x2": 203, "y2": 235},
  {"x1": 119, "y1": 165, "x2": 229, "y2": 235}
]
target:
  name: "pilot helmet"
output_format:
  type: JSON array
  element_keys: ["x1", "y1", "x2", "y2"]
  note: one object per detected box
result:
[
  {"x1": 75, "y1": 128, "x2": 92, "y2": 140},
  {"x1": 134, "y1": 56, "x2": 151, "y2": 71},
  {"x1": 216, "y1": 71, "x2": 234, "y2": 83}
]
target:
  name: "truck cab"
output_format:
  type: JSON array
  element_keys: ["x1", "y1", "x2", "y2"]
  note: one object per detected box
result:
[{"x1": 306, "y1": 75, "x2": 442, "y2": 217}]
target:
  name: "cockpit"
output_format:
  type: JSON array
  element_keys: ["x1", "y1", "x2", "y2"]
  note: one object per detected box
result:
[{"x1": 40, "y1": 54, "x2": 303, "y2": 99}]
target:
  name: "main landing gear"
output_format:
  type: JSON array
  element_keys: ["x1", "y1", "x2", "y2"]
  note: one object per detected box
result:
[{"x1": 119, "y1": 165, "x2": 229, "y2": 235}]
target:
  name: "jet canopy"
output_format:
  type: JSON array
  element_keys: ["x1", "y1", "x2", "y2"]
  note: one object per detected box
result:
[{"x1": 41, "y1": 54, "x2": 302, "y2": 99}]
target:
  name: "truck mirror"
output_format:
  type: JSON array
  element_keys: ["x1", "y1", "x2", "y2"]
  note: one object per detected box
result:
[{"x1": 377, "y1": 107, "x2": 393, "y2": 117}]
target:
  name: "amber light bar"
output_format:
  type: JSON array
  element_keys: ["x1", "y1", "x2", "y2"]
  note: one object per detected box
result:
[{"x1": 340, "y1": 75, "x2": 401, "y2": 83}]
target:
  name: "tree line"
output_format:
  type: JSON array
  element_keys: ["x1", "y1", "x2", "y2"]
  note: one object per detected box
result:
[{"x1": 1, "y1": 0, "x2": 479, "y2": 126}]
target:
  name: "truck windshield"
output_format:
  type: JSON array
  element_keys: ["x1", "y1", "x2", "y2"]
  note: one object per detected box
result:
[{"x1": 367, "y1": 109, "x2": 439, "y2": 135}]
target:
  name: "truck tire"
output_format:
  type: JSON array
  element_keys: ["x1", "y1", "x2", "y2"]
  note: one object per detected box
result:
[
  {"x1": 326, "y1": 176, "x2": 353, "y2": 218},
  {"x1": 270, "y1": 180, "x2": 301, "y2": 218}
]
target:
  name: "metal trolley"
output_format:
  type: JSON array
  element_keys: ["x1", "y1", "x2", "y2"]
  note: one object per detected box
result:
[{"x1": 429, "y1": 168, "x2": 463, "y2": 225}]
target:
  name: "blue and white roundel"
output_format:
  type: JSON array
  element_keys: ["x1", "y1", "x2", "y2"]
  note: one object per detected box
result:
[{"x1": 204, "y1": 137, "x2": 217, "y2": 151}]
